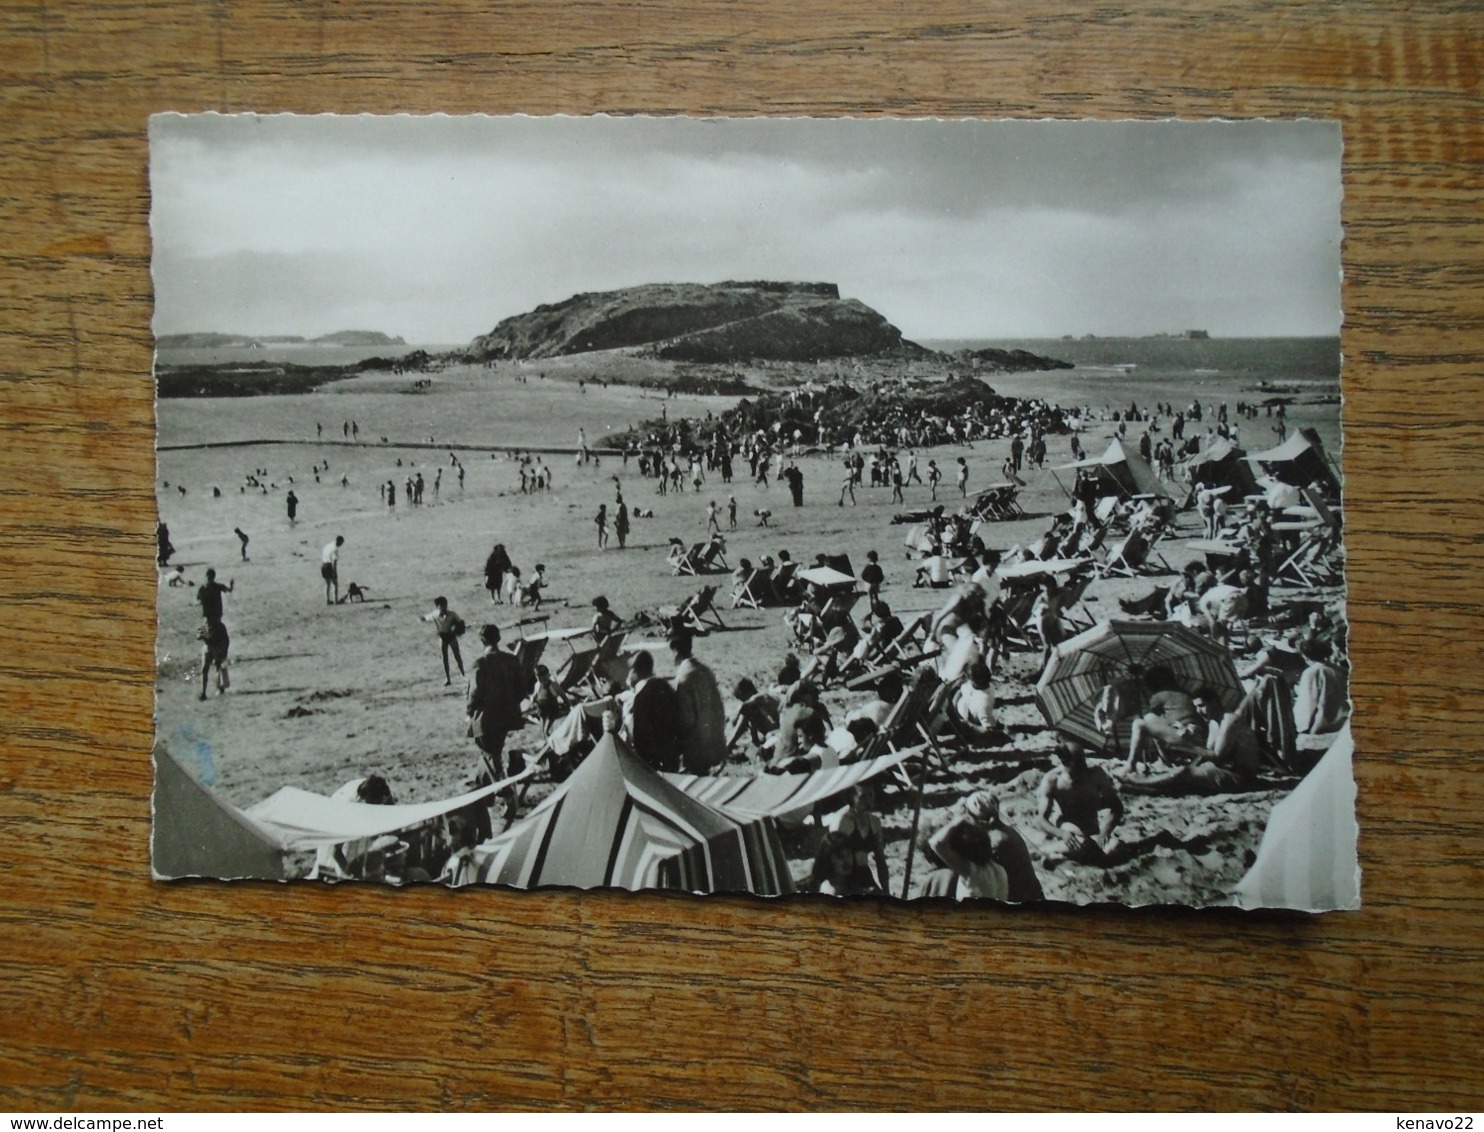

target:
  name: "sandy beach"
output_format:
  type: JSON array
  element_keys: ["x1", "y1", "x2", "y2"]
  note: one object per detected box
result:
[{"x1": 155, "y1": 353, "x2": 1345, "y2": 906}]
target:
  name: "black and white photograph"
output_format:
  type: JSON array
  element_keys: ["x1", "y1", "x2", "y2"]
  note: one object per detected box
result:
[{"x1": 151, "y1": 113, "x2": 1354, "y2": 909}]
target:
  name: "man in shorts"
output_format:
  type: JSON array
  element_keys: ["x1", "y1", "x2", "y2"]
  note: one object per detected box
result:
[
  {"x1": 321, "y1": 535, "x2": 344, "y2": 605},
  {"x1": 1033, "y1": 738, "x2": 1125, "y2": 866}
]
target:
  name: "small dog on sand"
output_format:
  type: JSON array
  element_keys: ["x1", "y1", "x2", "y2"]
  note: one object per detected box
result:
[{"x1": 341, "y1": 582, "x2": 370, "y2": 603}]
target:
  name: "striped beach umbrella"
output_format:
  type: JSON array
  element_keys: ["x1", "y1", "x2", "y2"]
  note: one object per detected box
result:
[
  {"x1": 473, "y1": 732, "x2": 795, "y2": 895},
  {"x1": 1035, "y1": 619, "x2": 1244, "y2": 751}
]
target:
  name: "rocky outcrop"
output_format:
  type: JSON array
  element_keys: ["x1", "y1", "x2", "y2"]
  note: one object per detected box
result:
[
  {"x1": 957, "y1": 346, "x2": 1075, "y2": 373},
  {"x1": 462, "y1": 281, "x2": 925, "y2": 363}
]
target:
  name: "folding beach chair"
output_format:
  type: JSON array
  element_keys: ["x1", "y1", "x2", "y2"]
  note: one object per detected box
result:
[
  {"x1": 555, "y1": 639, "x2": 600, "y2": 694},
  {"x1": 587, "y1": 631, "x2": 630, "y2": 693},
  {"x1": 996, "y1": 587, "x2": 1041, "y2": 652},
  {"x1": 674, "y1": 584, "x2": 726, "y2": 632},
  {"x1": 510, "y1": 634, "x2": 548, "y2": 699},
  {"x1": 668, "y1": 539, "x2": 707, "y2": 576},
  {"x1": 731, "y1": 566, "x2": 775, "y2": 610},
  {"x1": 1097, "y1": 527, "x2": 1171, "y2": 578},
  {"x1": 854, "y1": 667, "x2": 952, "y2": 781},
  {"x1": 671, "y1": 534, "x2": 728, "y2": 576},
  {"x1": 770, "y1": 560, "x2": 800, "y2": 604}
]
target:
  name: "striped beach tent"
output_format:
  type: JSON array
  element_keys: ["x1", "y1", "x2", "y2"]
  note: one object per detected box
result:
[
  {"x1": 665, "y1": 750, "x2": 913, "y2": 820},
  {"x1": 472, "y1": 733, "x2": 795, "y2": 895},
  {"x1": 1036, "y1": 619, "x2": 1244, "y2": 751},
  {"x1": 1234, "y1": 724, "x2": 1359, "y2": 910}
]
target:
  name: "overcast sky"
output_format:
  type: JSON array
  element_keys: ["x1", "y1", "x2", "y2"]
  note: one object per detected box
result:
[{"x1": 150, "y1": 114, "x2": 1342, "y2": 344}]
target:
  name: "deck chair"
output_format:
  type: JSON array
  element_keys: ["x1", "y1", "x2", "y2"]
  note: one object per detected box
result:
[
  {"x1": 731, "y1": 566, "x2": 775, "y2": 610},
  {"x1": 668, "y1": 539, "x2": 707, "y2": 576},
  {"x1": 510, "y1": 634, "x2": 548, "y2": 698},
  {"x1": 695, "y1": 535, "x2": 728, "y2": 573},
  {"x1": 771, "y1": 560, "x2": 800, "y2": 604},
  {"x1": 555, "y1": 640, "x2": 600, "y2": 694},
  {"x1": 675, "y1": 584, "x2": 726, "y2": 632},
  {"x1": 1098, "y1": 527, "x2": 1171, "y2": 578},
  {"x1": 820, "y1": 589, "x2": 862, "y2": 624},
  {"x1": 855, "y1": 667, "x2": 952, "y2": 781},
  {"x1": 587, "y1": 631, "x2": 630, "y2": 692},
  {"x1": 996, "y1": 587, "x2": 1041, "y2": 651},
  {"x1": 882, "y1": 611, "x2": 933, "y2": 660}
]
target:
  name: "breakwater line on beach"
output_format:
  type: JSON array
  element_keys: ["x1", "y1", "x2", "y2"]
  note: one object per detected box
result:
[{"x1": 156, "y1": 438, "x2": 624, "y2": 456}]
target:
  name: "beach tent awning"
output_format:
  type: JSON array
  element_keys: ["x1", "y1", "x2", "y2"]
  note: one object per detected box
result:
[
  {"x1": 1234, "y1": 725, "x2": 1360, "y2": 911},
  {"x1": 472, "y1": 733, "x2": 794, "y2": 895},
  {"x1": 1056, "y1": 439, "x2": 1176, "y2": 499},
  {"x1": 1036, "y1": 619, "x2": 1244, "y2": 749},
  {"x1": 797, "y1": 565, "x2": 856, "y2": 589},
  {"x1": 1184, "y1": 437, "x2": 1261, "y2": 497},
  {"x1": 1245, "y1": 427, "x2": 1341, "y2": 495},
  {"x1": 247, "y1": 768, "x2": 533, "y2": 852},
  {"x1": 664, "y1": 750, "x2": 913, "y2": 819},
  {"x1": 152, "y1": 742, "x2": 288, "y2": 880}
]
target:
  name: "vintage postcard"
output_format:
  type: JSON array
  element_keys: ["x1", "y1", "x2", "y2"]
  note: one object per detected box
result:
[{"x1": 151, "y1": 114, "x2": 1355, "y2": 908}]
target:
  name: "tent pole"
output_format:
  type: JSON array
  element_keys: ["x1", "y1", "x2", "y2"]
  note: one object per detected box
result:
[
  {"x1": 899, "y1": 756, "x2": 928, "y2": 899},
  {"x1": 1050, "y1": 470, "x2": 1070, "y2": 501}
]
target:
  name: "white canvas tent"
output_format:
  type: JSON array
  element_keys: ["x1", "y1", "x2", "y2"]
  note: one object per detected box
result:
[
  {"x1": 152, "y1": 742, "x2": 288, "y2": 880},
  {"x1": 1233, "y1": 724, "x2": 1360, "y2": 911},
  {"x1": 247, "y1": 769, "x2": 532, "y2": 852},
  {"x1": 1056, "y1": 438, "x2": 1177, "y2": 499}
]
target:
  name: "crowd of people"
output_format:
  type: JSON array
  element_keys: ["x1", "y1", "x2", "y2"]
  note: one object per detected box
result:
[{"x1": 161, "y1": 371, "x2": 1347, "y2": 901}]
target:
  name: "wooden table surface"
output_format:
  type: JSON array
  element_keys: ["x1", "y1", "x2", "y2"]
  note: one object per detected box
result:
[{"x1": 2, "y1": 0, "x2": 1480, "y2": 1112}]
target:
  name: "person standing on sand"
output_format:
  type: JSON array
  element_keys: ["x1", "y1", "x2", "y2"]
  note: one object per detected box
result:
[
  {"x1": 466, "y1": 623, "x2": 528, "y2": 825},
  {"x1": 156, "y1": 522, "x2": 175, "y2": 568},
  {"x1": 197, "y1": 567, "x2": 234, "y2": 626},
  {"x1": 785, "y1": 463, "x2": 805, "y2": 507},
  {"x1": 706, "y1": 500, "x2": 720, "y2": 533},
  {"x1": 234, "y1": 528, "x2": 250, "y2": 562},
  {"x1": 595, "y1": 503, "x2": 609, "y2": 549},
  {"x1": 386, "y1": 480, "x2": 396, "y2": 508},
  {"x1": 668, "y1": 628, "x2": 727, "y2": 774},
  {"x1": 614, "y1": 500, "x2": 630, "y2": 549},
  {"x1": 838, "y1": 459, "x2": 856, "y2": 507},
  {"x1": 198, "y1": 617, "x2": 231, "y2": 701},
  {"x1": 927, "y1": 460, "x2": 942, "y2": 501},
  {"x1": 286, "y1": 490, "x2": 299, "y2": 524},
  {"x1": 421, "y1": 596, "x2": 467, "y2": 686},
  {"x1": 484, "y1": 544, "x2": 513, "y2": 602},
  {"x1": 727, "y1": 496, "x2": 738, "y2": 530},
  {"x1": 321, "y1": 535, "x2": 344, "y2": 605},
  {"x1": 955, "y1": 457, "x2": 969, "y2": 498}
]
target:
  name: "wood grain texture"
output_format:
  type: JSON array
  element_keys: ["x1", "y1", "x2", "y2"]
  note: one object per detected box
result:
[{"x1": 1, "y1": 0, "x2": 1480, "y2": 1111}]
